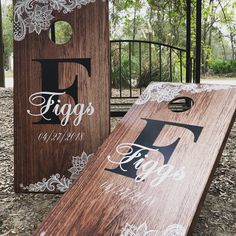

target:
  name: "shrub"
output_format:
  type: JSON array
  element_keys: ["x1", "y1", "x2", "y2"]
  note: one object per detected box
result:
[{"x1": 209, "y1": 60, "x2": 236, "y2": 75}]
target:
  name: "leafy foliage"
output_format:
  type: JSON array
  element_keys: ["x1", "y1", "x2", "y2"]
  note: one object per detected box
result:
[
  {"x1": 110, "y1": 0, "x2": 236, "y2": 76},
  {"x1": 111, "y1": 41, "x2": 185, "y2": 89},
  {"x1": 1, "y1": 0, "x2": 236, "y2": 77},
  {"x1": 49, "y1": 21, "x2": 72, "y2": 45},
  {"x1": 209, "y1": 60, "x2": 236, "y2": 75}
]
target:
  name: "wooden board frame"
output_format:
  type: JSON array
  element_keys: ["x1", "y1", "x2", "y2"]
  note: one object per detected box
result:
[
  {"x1": 14, "y1": 0, "x2": 109, "y2": 193},
  {"x1": 34, "y1": 82, "x2": 236, "y2": 235}
]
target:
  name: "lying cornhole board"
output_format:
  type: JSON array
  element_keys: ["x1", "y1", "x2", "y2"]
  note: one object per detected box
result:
[
  {"x1": 13, "y1": 0, "x2": 109, "y2": 193},
  {"x1": 35, "y1": 82, "x2": 236, "y2": 235}
]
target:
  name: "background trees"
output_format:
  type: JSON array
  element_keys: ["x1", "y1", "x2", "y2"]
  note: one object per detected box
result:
[
  {"x1": 2, "y1": 3, "x2": 12, "y2": 71},
  {"x1": 109, "y1": 0, "x2": 236, "y2": 75},
  {"x1": 1, "y1": 0, "x2": 236, "y2": 78},
  {"x1": 0, "y1": 0, "x2": 5, "y2": 86}
]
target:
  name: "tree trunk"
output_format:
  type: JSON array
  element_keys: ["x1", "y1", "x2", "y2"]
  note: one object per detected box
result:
[
  {"x1": 221, "y1": 40, "x2": 227, "y2": 60},
  {"x1": 132, "y1": 7, "x2": 137, "y2": 41},
  {"x1": 132, "y1": 7, "x2": 137, "y2": 55},
  {"x1": 0, "y1": 0, "x2": 5, "y2": 87},
  {"x1": 229, "y1": 32, "x2": 235, "y2": 60},
  {"x1": 201, "y1": 20, "x2": 207, "y2": 74}
]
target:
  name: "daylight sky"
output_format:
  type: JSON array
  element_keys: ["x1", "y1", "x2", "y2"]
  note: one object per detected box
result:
[{"x1": 2, "y1": 0, "x2": 10, "y2": 5}]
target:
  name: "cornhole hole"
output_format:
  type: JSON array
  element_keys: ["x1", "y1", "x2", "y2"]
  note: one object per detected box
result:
[
  {"x1": 35, "y1": 82, "x2": 236, "y2": 235},
  {"x1": 13, "y1": 0, "x2": 109, "y2": 193}
]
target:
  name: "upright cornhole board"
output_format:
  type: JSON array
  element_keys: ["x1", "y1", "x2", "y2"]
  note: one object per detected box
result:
[
  {"x1": 34, "y1": 82, "x2": 236, "y2": 235},
  {"x1": 13, "y1": 0, "x2": 109, "y2": 193}
]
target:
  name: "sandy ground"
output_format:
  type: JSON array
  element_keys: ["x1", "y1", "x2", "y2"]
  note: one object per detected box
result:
[
  {"x1": 202, "y1": 79, "x2": 236, "y2": 85},
  {"x1": 0, "y1": 88, "x2": 235, "y2": 235},
  {"x1": 4, "y1": 76, "x2": 236, "y2": 88}
]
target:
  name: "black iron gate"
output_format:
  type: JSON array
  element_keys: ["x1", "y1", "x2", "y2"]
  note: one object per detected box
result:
[{"x1": 110, "y1": 40, "x2": 187, "y2": 117}]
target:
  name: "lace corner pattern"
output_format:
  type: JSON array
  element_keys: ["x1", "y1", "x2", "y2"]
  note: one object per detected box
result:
[
  {"x1": 135, "y1": 82, "x2": 231, "y2": 105},
  {"x1": 14, "y1": 0, "x2": 104, "y2": 41},
  {"x1": 20, "y1": 151, "x2": 94, "y2": 193},
  {"x1": 120, "y1": 222, "x2": 186, "y2": 236}
]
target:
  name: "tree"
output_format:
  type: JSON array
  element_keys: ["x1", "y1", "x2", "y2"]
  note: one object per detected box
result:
[
  {"x1": 218, "y1": 0, "x2": 236, "y2": 60},
  {"x1": 2, "y1": 3, "x2": 13, "y2": 70},
  {"x1": 109, "y1": 0, "x2": 236, "y2": 74},
  {"x1": 0, "y1": 0, "x2": 5, "y2": 87}
]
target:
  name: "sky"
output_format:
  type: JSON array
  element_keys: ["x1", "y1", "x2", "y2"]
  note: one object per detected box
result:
[{"x1": 2, "y1": 0, "x2": 10, "y2": 5}]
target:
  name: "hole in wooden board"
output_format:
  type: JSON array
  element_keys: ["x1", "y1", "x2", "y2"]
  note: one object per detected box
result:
[
  {"x1": 49, "y1": 21, "x2": 73, "y2": 45},
  {"x1": 168, "y1": 97, "x2": 194, "y2": 112}
]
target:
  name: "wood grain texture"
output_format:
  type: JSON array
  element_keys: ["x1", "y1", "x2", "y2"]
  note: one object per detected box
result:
[
  {"x1": 14, "y1": 1, "x2": 109, "y2": 193},
  {"x1": 34, "y1": 83, "x2": 236, "y2": 235}
]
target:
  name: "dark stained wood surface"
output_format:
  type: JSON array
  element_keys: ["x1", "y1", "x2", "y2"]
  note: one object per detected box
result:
[
  {"x1": 34, "y1": 83, "x2": 236, "y2": 235},
  {"x1": 14, "y1": 1, "x2": 109, "y2": 193}
]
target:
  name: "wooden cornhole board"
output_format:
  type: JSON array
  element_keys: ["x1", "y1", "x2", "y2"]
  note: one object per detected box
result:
[
  {"x1": 13, "y1": 0, "x2": 109, "y2": 193},
  {"x1": 35, "y1": 82, "x2": 236, "y2": 235}
]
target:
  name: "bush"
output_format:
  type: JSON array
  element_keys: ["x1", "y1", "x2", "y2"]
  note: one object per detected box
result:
[
  {"x1": 209, "y1": 60, "x2": 236, "y2": 75},
  {"x1": 110, "y1": 41, "x2": 185, "y2": 89}
]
